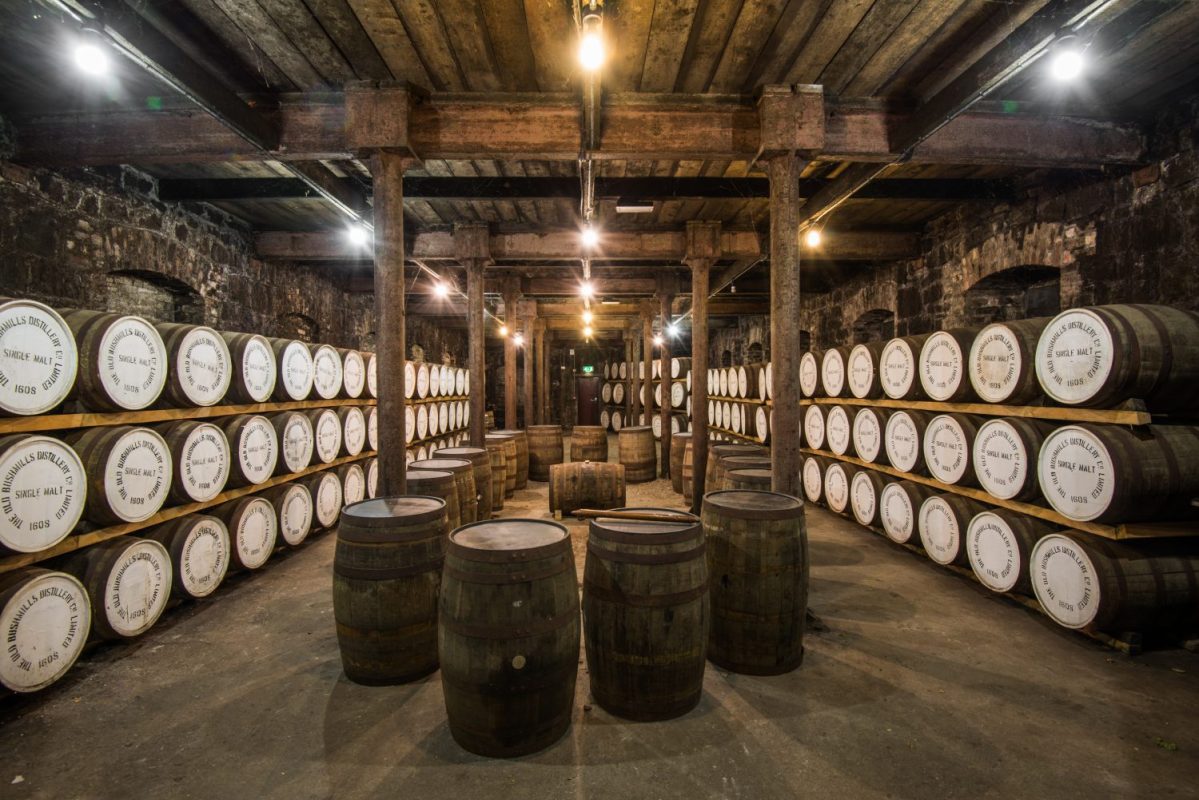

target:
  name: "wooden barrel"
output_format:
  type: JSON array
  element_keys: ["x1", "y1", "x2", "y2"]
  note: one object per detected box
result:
[
  {"x1": 303, "y1": 470, "x2": 343, "y2": 530},
  {"x1": 338, "y1": 461, "x2": 367, "y2": 506},
  {"x1": 972, "y1": 417, "x2": 1053, "y2": 501},
  {"x1": 0, "y1": 568, "x2": 90, "y2": 692},
  {"x1": 416, "y1": 404, "x2": 429, "y2": 440},
  {"x1": 68, "y1": 425, "x2": 171, "y2": 524},
  {"x1": 611, "y1": 408, "x2": 624, "y2": 432},
  {"x1": 583, "y1": 509, "x2": 707, "y2": 720},
  {"x1": 306, "y1": 407, "x2": 342, "y2": 465},
  {"x1": 727, "y1": 468, "x2": 771, "y2": 490},
  {"x1": 966, "y1": 510, "x2": 1056, "y2": 595},
  {"x1": 823, "y1": 461, "x2": 857, "y2": 515},
  {"x1": 799, "y1": 351, "x2": 822, "y2": 397},
  {"x1": 0, "y1": 434, "x2": 86, "y2": 553},
  {"x1": 922, "y1": 413, "x2": 985, "y2": 486},
  {"x1": 918, "y1": 494, "x2": 989, "y2": 567},
  {"x1": 671, "y1": 357, "x2": 691, "y2": 379},
  {"x1": 147, "y1": 515, "x2": 230, "y2": 599},
  {"x1": 334, "y1": 496, "x2": 447, "y2": 685},
  {"x1": 852, "y1": 407, "x2": 891, "y2": 465},
  {"x1": 682, "y1": 439, "x2": 695, "y2": 505},
  {"x1": 61, "y1": 536, "x2": 172, "y2": 640},
  {"x1": 612, "y1": 382, "x2": 625, "y2": 405},
  {"x1": 821, "y1": 347, "x2": 851, "y2": 398},
  {"x1": 754, "y1": 406, "x2": 771, "y2": 444},
  {"x1": 761, "y1": 363, "x2": 771, "y2": 401},
  {"x1": 157, "y1": 420, "x2": 230, "y2": 504},
  {"x1": 439, "y1": 519, "x2": 579, "y2": 757},
  {"x1": 670, "y1": 381, "x2": 687, "y2": 409},
  {"x1": 214, "y1": 495, "x2": 278, "y2": 571},
  {"x1": 411, "y1": 458, "x2": 477, "y2": 525},
  {"x1": 155, "y1": 322, "x2": 232, "y2": 407},
  {"x1": 366, "y1": 457, "x2": 378, "y2": 498},
  {"x1": 919, "y1": 329, "x2": 979, "y2": 402},
  {"x1": 340, "y1": 349, "x2": 366, "y2": 399},
  {"x1": 484, "y1": 433, "x2": 518, "y2": 496},
  {"x1": 428, "y1": 364, "x2": 441, "y2": 398},
  {"x1": 1030, "y1": 533, "x2": 1199, "y2": 632},
  {"x1": 801, "y1": 454, "x2": 828, "y2": 504},
  {"x1": 260, "y1": 482, "x2": 314, "y2": 547},
  {"x1": 435, "y1": 447, "x2": 493, "y2": 521},
  {"x1": 570, "y1": 425, "x2": 608, "y2": 462},
  {"x1": 705, "y1": 444, "x2": 764, "y2": 492},
  {"x1": 880, "y1": 335, "x2": 930, "y2": 400},
  {"x1": 403, "y1": 361, "x2": 416, "y2": 399},
  {"x1": 879, "y1": 480, "x2": 937, "y2": 545},
  {"x1": 619, "y1": 361, "x2": 628, "y2": 379},
  {"x1": 601, "y1": 382, "x2": 613, "y2": 404},
  {"x1": 270, "y1": 338, "x2": 314, "y2": 401},
  {"x1": 526, "y1": 425, "x2": 564, "y2": 481},
  {"x1": 406, "y1": 469, "x2": 461, "y2": 531},
  {"x1": 309, "y1": 344, "x2": 343, "y2": 400},
  {"x1": 850, "y1": 469, "x2": 888, "y2": 528},
  {"x1": 548, "y1": 462, "x2": 626, "y2": 514},
  {"x1": 968, "y1": 318, "x2": 1050, "y2": 404},
  {"x1": 338, "y1": 406, "x2": 367, "y2": 457},
  {"x1": 494, "y1": 429, "x2": 529, "y2": 488},
  {"x1": 483, "y1": 442, "x2": 507, "y2": 511},
  {"x1": 600, "y1": 408, "x2": 611, "y2": 430},
  {"x1": 0, "y1": 298, "x2": 77, "y2": 416},
  {"x1": 1038, "y1": 424, "x2": 1199, "y2": 523},
  {"x1": 846, "y1": 341, "x2": 886, "y2": 399},
  {"x1": 825, "y1": 405, "x2": 854, "y2": 457},
  {"x1": 221, "y1": 414, "x2": 278, "y2": 486},
  {"x1": 271, "y1": 411, "x2": 314, "y2": 475},
  {"x1": 367, "y1": 353, "x2": 378, "y2": 398},
  {"x1": 221, "y1": 332, "x2": 276, "y2": 403},
  {"x1": 702, "y1": 490, "x2": 807, "y2": 675},
  {"x1": 1035, "y1": 304, "x2": 1199, "y2": 411},
  {"x1": 883, "y1": 410, "x2": 933, "y2": 474},
  {"x1": 718, "y1": 455, "x2": 771, "y2": 489},
  {"x1": 803, "y1": 404, "x2": 825, "y2": 450},
  {"x1": 66, "y1": 311, "x2": 167, "y2": 411},
  {"x1": 716, "y1": 367, "x2": 728, "y2": 397},
  {"x1": 669, "y1": 432, "x2": 691, "y2": 494},
  {"x1": 618, "y1": 426, "x2": 656, "y2": 483},
  {"x1": 738, "y1": 365, "x2": 759, "y2": 399}
]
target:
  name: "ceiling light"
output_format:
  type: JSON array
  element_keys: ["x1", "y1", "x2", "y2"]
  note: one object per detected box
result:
[
  {"x1": 579, "y1": 281, "x2": 594, "y2": 298},
  {"x1": 653, "y1": 334, "x2": 664, "y2": 346},
  {"x1": 601, "y1": 300, "x2": 619, "y2": 305},
  {"x1": 1050, "y1": 48, "x2": 1084, "y2": 81},
  {"x1": 581, "y1": 226, "x2": 599, "y2": 248},
  {"x1": 513, "y1": 332, "x2": 525, "y2": 347},
  {"x1": 804, "y1": 228, "x2": 822, "y2": 248},
  {"x1": 433, "y1": 281, "x2": 449, "y2": 298},
  {"x1": 73, "y1": 35, "x2": 109, "y2": 76},
  {"x1": 346, "y1": 224, "x2": 371, "y2": 248},
  {"x1": 579, "y1": 11, "x2": 605, "y2": 74},
  {"x1": 499, "y1": 324, "x2": 508, "y2": 337},
  {"x1": 582, "y1": 310, "x2": 593, "y2": 324},
  {"x1": 583, "y1": 326, "x2": 594, "y2": 338},
  {"x1": 667, "y1": 323, "x2": 679, "y2": 337},
  {"x1": 616, "y1": 200, "x2": 655, "y2": 214}
]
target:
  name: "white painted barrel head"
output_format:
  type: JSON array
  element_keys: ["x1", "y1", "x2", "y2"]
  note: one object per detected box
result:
[
  {"x1": 237, "y1": 334, "x2": 276, "y2": 402},
  {"x1": 96, "y1": 316, "x2": 168, "y2": 409},
  {"x1": 0, "y1": 299, "x2": 77, "y2": 415},
  {"x1": 366, "y1": 458, "x2": 378, "y2": 498},
  {"x1": 177, "y1": 422, "x2": 230, "y2": 502},
  {"x1": 758, "y1": 366, "x2": 768, "y2": 401},
  {"x1": 612, "y1": 410, "x2": 623, "y2": 432},
  {"x1": 0, "y1": 570, "x2": 90, "y2": 692},
  {"x1": 342, "y1": 406, "x2": 366, "y2": 456},
  {"x1": 966, "y1": 511, "x2": 1025, "y2": 594},
  {"x1": 1038, "y1": 426, "x2": 1114, "y2": 522},
  {"x1": 342, "y1": 350, "x2": 366, "y2": 398},
  {"x1": 367, "y1": 353, "x2": 378, "y2": 398},
  {"x1": 427, "y1": 365, "x2": 441, "y2": 397},
  {"x1": 802, "y1": 458, "x2": 823, "y2": 503},
  {"x1": 973, "y1": 418, "x2": 1033, "y2": 501},
  {"x1": 1035, "y1": 309, "x2": 1113, "y2": 406},
  {"x1": 755, "y1": 406, "x2": 769, "y2": 443},
  {"x1": 718, "y1": 369, "x2": 728, "y2": 397},
  {"x1": 651, "y1": 415, "x2": 662, "y2": 439},
  {"x1": 402, "y1": 360, "x2": 415, "y2": 399},
  {"x1": 104, "y1": 427, "x2": 173, "y2": 522},
  {"x1": 416, "y1": 362, "x2": 431, "y2": 399},
  {"x1": 826, "y1": 405, "x2": 852, "y2": 456},
  {"x1": 923, "y1": 414, "x2": 971, "y2": 484},
  {"x1": 367, "y1": 407, "x2": 378, "y2": 451},
  {"x1": 799, "y1": 352, "x2": 819, "y2": 397},
  {"x1": 173, "y1": 326, "x2": 232, "y2": 406},
  {"x1": 443, "y1": 366, "x2": 455, "y2": 396},
  {"x1": 765, "y1": 362, "x2": 773, "y2": 399},
  {"x1": 884, "y1": 411, "x2": 922, "y2": 473},
  {"x1": 847, "y1": 344, "x2": 876, "y2": 399},
  {"x1": 0, "y1": 435, "x2": 86, "y2": 552},
  {"x1": 671, "y1": 382, "x2": 686, "y2": 408},
  {"x1": 850, "y1": 471, "x2": 878, "y2": 526},
  {"x1": 233, "y1": 497, "x2": 277, "y2": 570},
  {"x1": 427, "y1": 402, "x2": 441, "y2": 437},
  {"x1": 824, "y1": 463, "x2": 851, "y2": 513},
  {"x1": 852, "y1": 408, "x2": 883, "y2": 463},
  {"x1": 455, "y1": 367, "x2": 466, "y2": 396},
  {"x1": 104, "y1": 537, "x2": 173, "y2": 638},
  {"x1": 880, "y1": 338, "x2": 917, "y2": 399},
  {"x1": 235, "y1": 415, "x2": 278, "y2": 484},
  {"x1": 404, "y1": 406, "x2": 416, "y2": 444},
  {"x1": 313, "y1": 408, "x2": 342, "y2": 465},
  {"x1": 970, "y1": 322, "x2": 1024, "y2": 403},
  {"x1": 879, "y1": 483, "x2": 917, "y2": 544},
  {"x1": 438, "y1": 401, "x2": 449, "y2": 435},
  {"x1": 312, "y1": 471, "x2": 344, "y2": 528},
  {"x1": 803, "y1": 404, "x2": 825, "y2": 450},
  {"x1": 278, "y1": 412, "x2": 314, "y2": 474},
  {"x1": 173, "y1": 515, "x2": 230, "y2": 598},
  {"x1": 277, "y1": 483, "x2": 314, "y2": 547},
  {"x1": 735, "y1": 366, "x2": 747, "y2": 398},
  {"x1": 277, "y1": 340, "x2": 314, "y2": 401},
  {"x1": 919, "y1": 331, "x2": 967, "y2": 401},
  {"x1": 821, "y1": 349, "x2": 846, "y2": 397},
  {"x1": 613, "y1": 382, "x2": 625, "y2": 405},
  {"x1": 918, "y1": 496, "x2": 962, "y2": 566},
  {"x1": 1030, "y1": 533, "x2": 1101, "y2": 629},
  {"x1": 460, "y1": 401, "x2": 470, "y2": 428},
  {"x1": 342, "y1": 463, "x2": 366, "y2": 506},
  {"x1": 310, "y1": 344, "x2": 343, "y2": 400}
]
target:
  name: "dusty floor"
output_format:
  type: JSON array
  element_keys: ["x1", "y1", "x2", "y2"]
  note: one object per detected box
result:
[{"x1": 2, "y1": 435, "x2": 1199, "y2": 799}]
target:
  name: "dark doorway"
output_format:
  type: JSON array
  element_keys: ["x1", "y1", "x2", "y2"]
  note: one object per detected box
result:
[{"x1": 576, "y1": 376, "x2": 601, "y2": 426}]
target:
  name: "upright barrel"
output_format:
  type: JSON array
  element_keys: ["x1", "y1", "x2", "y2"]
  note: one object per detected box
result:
[
  {"x1": 548, "y1": 461, "x2": 626, "y2": 514},
  {"x1": 527, "y1": 425, "x2": 564, "y2": 481},
  {"x1": 570, "y1": 426, "x2": 608, "y2": 463},
  {"x1": 681, "y1": 439, "x2": 695, "y2": 505},
  {"x1": 0, "y1": 298, "x2": 77, "y2": 416},
  {"x1": 334, "y1": 496, "x2": 448, "y2": 684},
  {"x1": 483, "y1": 442, "x2": 507, "y2": 511},
  {"x1": 406, "y1": 469, "x2": 462, "y2": 530},
  {"x1": 435, "y1": 447, "x2": 493, "y2": 521},
  {"x1": 618, "y1": 426, "x2": 656, "y2": 483},
  {"x1": 0, "y1": 568, "x2": 90, "y2": 692},
  {"x1": 493, "y1": 429, "x2": 529, "y2": 488},
  {"x1": 702, "y1": 491, "x2": 807, "y2": 675},
  {"x1": 439, "y1": 520, "x2": 579, "y2": 757},
  {"x1": 485, "y1": 432, "x2": 518, "y2": 496},
  {"x1": 727, "y1": 468, "x2": 772, "y2": 490},
  {"x1": 584, "y1": 509, "x2": 707, "y2": 720},
  {"x1": 670, "y1": 432, "x2": 692, "y2": 494},
  {"x1": 410, "y1": 458, "x2": 477, "y2": 525}
]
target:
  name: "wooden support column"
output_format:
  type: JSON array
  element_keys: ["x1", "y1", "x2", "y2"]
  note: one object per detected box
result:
[
  {"x1": 540, "y1": 326, "x2": 552, "y2": 425},
  {"x1": 502, "y1": 281, "x2": 520, "y2": 429},
  {"x1": 520, "y1": 300, "x2": 537, "y2": 430},
  {"x1": 454, "y1": 224, "x2": 490, "y2": 448},
  {"x1": 768, "y1": 155, "x2": 805, "y2": 497},
  {"x1": 657, "y1": 280, "x2": 674, "y2": 479},
  {"x1": 686, "y1": 221, "x2": 721, "y2": 515},
  {"x1": 534, "y1": 319, "x2": 547, "y2": 424},
  {"x1": 641, "y1": 302, "x2": 654, "y2": 445},
  {"x1": 371, "y1": 151, "x2": 410, "y2": 496},
  {"x1": 629, "y1": 321, "x2": 643, "y2": 425}
]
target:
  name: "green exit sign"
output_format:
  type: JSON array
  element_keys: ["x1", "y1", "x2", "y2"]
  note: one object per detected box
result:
[{"x1": 582, "y1": 365, "x2": 594, "y2": 374}]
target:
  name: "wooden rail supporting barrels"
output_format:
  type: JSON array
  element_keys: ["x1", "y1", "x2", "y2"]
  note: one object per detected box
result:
[
  {"x1": 880, "y1": 335, "x2": 930, "y2": 400},
  {"x1": 334, "y1": 496, "x2": 448, "y2": 685},
  {"x1": 155, "y1": 323, "x2": 232, "y2": 407},
  {"x1": 310, "y1": 343, "x2": 344, "y2": 400},
  {"x1": 147, "y1": 515, "x2": 230, "y2": 598},
  {"x1": 801, "y1": 454, "x2": 829, "y2": 504},
  {"x1": 221, "y1": 414, "x2": 278, "y2": 486},
  {"x1": 549, "y1": 462, "x2": 627, "y2": 514},
  {"x1": 340, "y1": 349, "x2": 366, "y2": 399},
  {"x1": 966, "y1": 510, "x2": 1056, "y2": 595},
  {"x1": 923, "y1": 413, "x2": 985, "y2": 486},
  {"x1": 0, "y1": 568, "x2": 91, "y2": 692},
  {"x1": 727, "y1": 468, "x2": 772, "y2": 490},
  {"x1": 681, "y1": 439, "x2": 695, "y2": 506},
  {"x1": 221, "y1": 332, "x2": 276, "y2": 404},
  {"x1": 0, "y1": 434, "x2": 86, "y2": 553},
  {"x1": 435, "y1": 447, "x2": 493, "y2": 521},
  {"x1": 303, "y1": 470, "x2": 343, "y2": 530},
  {"x1": 972, "y1": 417, "x2": 1054, "y2": 501},
  {"x1": 800, "y1": 351, "x2": 823, "y2": 397},
  {"x1": 823, "y1": 461, "x2": 857, "y2": 516},
  {"x1": 68, "y1": 425, "x2": 171, "y2": 524},
  {"x1": 485, "y1": 433, "x2": 518, "y2": 497},
  {"x1": 307, "y1": 408, "x2": 342, "y2": 465},
  {"x1": 1035, "y1": 304, "x2": 1199, "y2": 412},
  {"x1": 583, "y1": 509, "x2": 707, "y2": 720},
  {"x1": 338, "y1": 461, "x2": 367, "y2": 507},
  {"x1": 339, "y1": 406, "x2": 367, "y2": 457},
  {"x1": 272, "y1": 411, "x2": 314, "y2": 475},
  {"x1": 846, "y1": 342, "x2": 887, "y2": 399},
  {"x1": 825, "y1": 405, "x2": 854, "y2": 457},
  {"x1": 526, "y1": 425, "x2": 564, "y2": 481},
  {"x1": 850, "y1": 469, "x2": 888, "y2": 528},
  {"x1": 61, "y1": 536, "x2": 172, "y2": 640},
  {"x1": 66, "y1": 311, "x2": 167, "y2": 411},
  {"x1": 879, "y1": 481, "x2": 937, "y2": 545},
  {"x1": 483, "y1": 442, "x2": 507, "y2": 511},
  {"x1": 919, "y1": 329, "x2": 979, "y2": 402},
  {"x1": 918, "y1": 494, "x2": 989, "y2": 567},
  {"x1": 1030, "y1": 532, "x2": 1199, "y2": 632},
  {"x1": 494, "y1": 429, "x2": 529, "y2": 488},
  {"x1": 215, "y1": 495, "x2": 278, "y2": 571},
  {"x1": 803, "y1": 404, "x2": 825, "y2": 450},
  {"x1": 1039, "y1": 424, "x2": 1199, "y2": 523},
  {"x1": 821, "y1": 347, "x2": 851, "y2": 398},
  {"x1": 439, "y1": 519, "x2": 579, "y2": 757},
  {"x1": 619, "y1": 426, "x2": 656, "y2": 483},
  {"x1": 969, "y1": 318, "x2": 1050, "y2": 404},
  {"x1": 852, "y1": 407, "x2": 891, "y2": 465},
  {"x1": 411, "y1": 458, "x2": 477, "y2": 525},
  {"x1": 0, "y1": 298, "x2": 77, "y2": 416},
  {"x1": 706, "y1": 444, "x2": 766, "y2": 494},
  {"x1": 570, "y1": 426, "x2": 608, "y2": 463},
  {"x1": 884, "y1": 410, "x2": 933, "y2": 475},
  {"x1": 702, "y1": 491, "x2": 807, "y2": 675},
  {"x1": 270, "y1": 338, "x2": 314, "y2": 401},
  {"x1": 407, "y1": 469, "x2": 462, "y2": 531},
  {"x1": 157, "y1": 420, "x2": 230, "y2": 504}
]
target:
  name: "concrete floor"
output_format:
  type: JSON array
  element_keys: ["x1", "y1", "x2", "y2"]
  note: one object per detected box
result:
[{"x1": 3, "y1": 436, "x2": 1199, "y2": 799}]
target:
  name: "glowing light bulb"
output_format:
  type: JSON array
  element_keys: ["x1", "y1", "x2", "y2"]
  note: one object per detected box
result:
[
  {"x1": 579, "y1": 32, "x2": 605, "y2": 72},
  {"x1": 581, "y1": 227, "x2": 599, "y2": 248},
  {"x1": 583, "y1": 326, "x2": 594, "y2": 338},
  {"x1": 653, "y1": 334, "x2": 664, "y2": 346},
  {"x1": 513, "y1": 332, "x2": 525, "y2": 346},
  {"x1": 433, "y1": 281, "x2": 449, "y2": 298},
  {"x1": 667, "y1": 323, "x2": 679, "y2": 337},
  {"x1": 1050, "y1": 49, "x2": 1084, "y2": 81},
  {"x1": 804, "y1": 228, "x2": 822, "y2": 248},
  {"x1": 499, "y1": 325, "x2": 508, "y2": 337},
  {"x1": 74, "y1": 42, "x2": 108, "y2": 75},
  {"x1": 580, "y1": 281, "x2": 594, "y2": 298},
  {"x1": 346, "y1": 224, "x2": 371, "y2": 248},
  {"x1": 582, "y1": 310, "x2": 593, "y2": 324}
]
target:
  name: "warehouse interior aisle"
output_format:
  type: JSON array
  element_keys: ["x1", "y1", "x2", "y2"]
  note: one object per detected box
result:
[{"x1": 1, "y1": 438, "x2": 1196, "y2": 799}]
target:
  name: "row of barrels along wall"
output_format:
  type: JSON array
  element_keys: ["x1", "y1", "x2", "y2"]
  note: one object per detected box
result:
[{"x1": 600, "y1": 356, "x2": 694, "y2": 438}]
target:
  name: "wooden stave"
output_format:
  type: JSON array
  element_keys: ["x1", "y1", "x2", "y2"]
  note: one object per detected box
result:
[
  {"x1": 220, "y1": 332, "x2": 276, "y2": 404},
  {"x1": 526, "y1": 425, "x2": 565, "y2": 482},
  {"x1": 410, "y1": 458, "x2": 477, "y2": 525},
  {"x1": 569, "y1": 426, "x2": 608, "y2": 463},
  {"x1": 618, "y1": 426, "x2": 657, "y2": 483},
  {"x1": 968, "y1": 318, "x2": 1050, "y2": 405},
  {"x1": 548, "y1": 461, "x2": 627, "y2": 514}
]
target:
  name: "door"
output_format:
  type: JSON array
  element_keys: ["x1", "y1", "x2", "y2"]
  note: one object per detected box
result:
[{"x1": 576, "y1": 376, "x2": 601, "y2": 426}]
